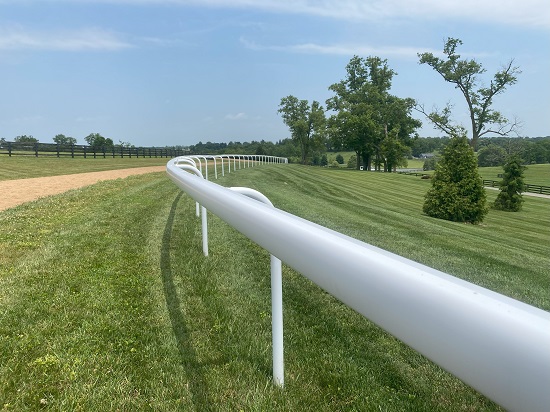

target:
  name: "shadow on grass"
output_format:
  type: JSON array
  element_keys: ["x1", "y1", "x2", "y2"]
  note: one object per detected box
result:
[{"x1": 161, "y1": 192, "x2": 214, "y2": 410}]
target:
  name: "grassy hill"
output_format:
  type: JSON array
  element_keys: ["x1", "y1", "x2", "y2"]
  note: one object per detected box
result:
[{"x1": 0, "y1": 161, "x2": 548, "y2": 410}]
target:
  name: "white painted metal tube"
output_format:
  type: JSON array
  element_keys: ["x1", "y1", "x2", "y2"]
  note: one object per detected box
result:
[
  {"x1": 229, "y1": 187, "x2": 284, "y2": 387},
  {"x1": 212, "y1": 156, "x2": 218, "y2": 179},
  {"x1": 196, "y1": 156, "x2": 208, "y2": 180},
  {"x1": 201, "y1": 204, "x2": 208, "y2": 256},
  {"x1": 270, "y1": 253, "x2": 283, "y2": 386},
  {"x1": 175, "y1": 164, "x2": 208, "y2": 256},
  {"x1": 175, "y1": 158, "x2": 200, "y2": 217},
  {"x1": 166, "y1": 158, "x2": 550, "y2": 412}
]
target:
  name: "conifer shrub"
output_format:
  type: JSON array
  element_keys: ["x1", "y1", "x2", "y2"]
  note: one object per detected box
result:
[
  {"x1": 423, "y1": 157, "x2": 437, "y2": 171},
  {"x1": 347, "y1": 155, "x2": 357, "y2": 169},
  {"x1": 493, "y1": 156, "x2": 526, "y2": 212},
  {"x1": 423, "y1": 135, "x2": 488, "y2": 224}
]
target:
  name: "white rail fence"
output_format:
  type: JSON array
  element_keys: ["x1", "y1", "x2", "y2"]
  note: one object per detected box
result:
[{"x1": 166, "y1": 155, "x2": 550, "y2": 412}]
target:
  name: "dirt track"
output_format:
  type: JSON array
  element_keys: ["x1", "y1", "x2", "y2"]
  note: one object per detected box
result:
[
  {"x1": 0, "y1": 166, "x2": 165, "y2": 212},
  {"x1": 1, "y1": 167, "x2": 548, "y2": 212}
]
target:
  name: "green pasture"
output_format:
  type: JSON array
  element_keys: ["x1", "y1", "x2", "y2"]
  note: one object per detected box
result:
[
  {"x1": 478, "y1": 163, "x2": 550, "y2": 186},
  {"x1": 0, "y1": 156, "x2": 167, "y2": 181},
  {"x1": 1, "y1": 160, "x2": 548, "y2": 411}
]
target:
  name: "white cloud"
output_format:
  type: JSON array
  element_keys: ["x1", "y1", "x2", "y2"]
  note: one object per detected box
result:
[
  {"x1": 224, "y1": 112, "x2": 248, "y2": 120},
  {"x1": 1, "y1": 1, "x2": 547, "y2": 32},
  {"x1": 15, "y1": 0, "x2": 546, "y2": 29},
  {"x1": 0, "y1": 26, "x2": 133, "y2": 51},
  {"x1": 240, "y1": 37, "x2": 443, "y2": 59},
  {"x1": 213, "y1": 0, "x2": 550, "y2": 28}
]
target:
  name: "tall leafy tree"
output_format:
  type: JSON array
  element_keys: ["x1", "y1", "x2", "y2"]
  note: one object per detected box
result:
[
  {"x1": 377, "y1": 96, "x2": 420, "y2": 171},
  {"x1": 278, "y1": 96, "x2": 326, "y2": 164},
  {"x1": 14, "y1": 135, "x2": 38, "y2": 143},
  {"x1": 417, "y1": 37, "x2": 521, "y2": 150},
  {"x1": 423, "y1": 135, "x2": 488, "y2": 224},
  {"x1": 477, "y1": 144, "x2": 506, "y2": 167},
  {"x1": 380, "y1": 127, "x2": 409, "y2": 172},
  {"x1": 53, "y1": 134, "x2": 77, "y2": 145},
  {"x1": 493, "y1": 156, "x2": 526, "y2": 212},
  {"x1": 327, "y1": 56, "x2": 420, "y2": 171},
  {"x1": 84, "y1": 133, "x2": 113, "y2": 149}
]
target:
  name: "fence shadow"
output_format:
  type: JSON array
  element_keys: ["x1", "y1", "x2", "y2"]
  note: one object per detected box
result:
[{"x1": 161, "y1": 192, "x2": 214, "y2": 410}]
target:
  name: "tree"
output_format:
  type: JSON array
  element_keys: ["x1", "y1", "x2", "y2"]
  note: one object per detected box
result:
[
  {"x1": 84, "y1": 133, "x2": 113, "y2": 149},
  {"x1": 423, "y1": 157, "x2": 437, "y2": 171},
  {"x1": 417, "y1": 37, "x2": 521, "y2": 150},
  {"x1": 335, "y1": 154, "x2": 344, "y2": 164},
  {"x1": 411, "y1": 136, "x2": 449, "y2": 157},
  {"x1": 327, "y1": 56, "x2": 420, "y2": 171},
  {"x1": 14, "y1": 135, "x2": 38, "y2": 143},
  {"x1": 423, "y1": 135, "x2": 488, "y2": 224},
  {"x1": 377, "y1": 96, "x2": 419, "y2": 171},
  {"x1": 493, "y1": 156, "x2": 526, "y2": 212},
  {"x1": 380, "y1": 129, "x2": 411, "y2": 171},
  {"x1": 347, "y1": 154, "x2": 357, "y2": 169},
  {"x1": 53, "y1": 134, "x2": 77, "y2": 146},
  {"x1": 477, "y1": 144, "x2": 506, "y2": 167},
  {"x1": 278, "y1": 95, "x2": 326, "y2": 164},
  {"x1": 117, "y1": 140, "x2": 134, "y2": 148}
]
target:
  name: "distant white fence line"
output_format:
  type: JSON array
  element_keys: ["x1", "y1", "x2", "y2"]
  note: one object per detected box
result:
[{"x1": 166, "y1": 155, "x2": 550, "y2": 412}]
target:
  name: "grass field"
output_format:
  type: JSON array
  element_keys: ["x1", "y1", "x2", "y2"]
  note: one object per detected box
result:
[
  {"x1": 1, "y1": 160, "x2": 548, "y2": 410},
  {"x1": 0, "y1": 156, "x2": 168, "y2": 181},
  {"x1": 478, "y1": 163, "x2": 550, "y2": 186}
]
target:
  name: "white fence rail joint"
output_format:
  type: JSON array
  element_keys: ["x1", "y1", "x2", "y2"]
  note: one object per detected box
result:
[{"x1": 166, "y1": 156, "x2": 550, "y2": 412}]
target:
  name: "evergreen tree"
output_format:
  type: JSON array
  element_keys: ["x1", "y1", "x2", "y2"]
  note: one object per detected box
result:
[
  {"x1": 423, "y1": 135, "x2": 488, "y2": 224},
  {"x1": 493, "y1": 156, "x2": 526, "y2": 212}
]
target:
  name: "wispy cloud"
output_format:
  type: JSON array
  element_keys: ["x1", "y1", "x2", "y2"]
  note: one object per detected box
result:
[
  {"x1": 10, "y1": 0, "x2": 547, "y2": 29},
  {"x1": 240, "y1": 37, "x2": 442, "y2": 59},
  {"x1": 0, "y1": 26, "x2": 133, "y2": 51},
  {"x1": 224, "y1": 112, "x2": 248, "y2": 120},
  {"x1": 211, "y1": 0, "x2": 550, "y2": 28}
]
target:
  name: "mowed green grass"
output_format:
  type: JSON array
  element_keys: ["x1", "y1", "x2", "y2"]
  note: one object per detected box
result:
[
  {"x1": 479, "y1": 163, "x2": 550, "y2": 186},
  {"x1": 1, "y1": 161, "x2": 548, "y2": 410},
  {"x1": 0, "y1": 156, "x2": 168, "y2": 181},
  {"x1": 219, "y1": 166, "x2": 549, "y2": 309}
]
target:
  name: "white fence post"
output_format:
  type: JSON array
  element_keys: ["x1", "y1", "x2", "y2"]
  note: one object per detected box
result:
[
  {"x1": 213, "y1": 156, "x2": 218, "y2": 179},
  {"x1": 229, "y1": 186, "x2": 284, "y2": 387},
  {"x1": 174, "y1": 164, "x2": 208, "y2": 256},
  {"x1": 175, "y1": 158, "x2": 200, "y2": 217}
]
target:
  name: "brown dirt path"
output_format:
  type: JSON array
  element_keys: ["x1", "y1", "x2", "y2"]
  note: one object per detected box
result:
[{"x1": 0, "y1": 166, "x2": 165, "y2": 212}]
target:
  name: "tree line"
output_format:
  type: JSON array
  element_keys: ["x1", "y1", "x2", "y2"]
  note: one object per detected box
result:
[
  {"x1": 278, "y1": 56, "x2": 420, "y2": 171},
  {"x1": 276, "y1": 36, "x2": 539, "y2": 225},
  {"x1": 277, "y1": 37, "x2": 527, "y2": 172},
  {"x1": 187, "y1": 139, "x2": 301, "y2": 160},
  {"x1": 0, "y1": 133, "x2": 135, "y2": 149}
]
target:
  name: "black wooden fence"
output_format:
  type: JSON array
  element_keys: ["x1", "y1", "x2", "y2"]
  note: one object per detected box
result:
[
  {"x1": 482, "y1": 180, "x2": 550, "y2": 195},
  {"x1": 0, "y1": 141, "x2": 188, "y2": 159},
  {"x1": 396, "y1": 171, "x2": 549, "y2": 196}
]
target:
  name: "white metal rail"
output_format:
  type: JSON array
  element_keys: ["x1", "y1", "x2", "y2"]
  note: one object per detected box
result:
[{"x1": 166, "y1": 156, "x2": 550, "y2": 412}]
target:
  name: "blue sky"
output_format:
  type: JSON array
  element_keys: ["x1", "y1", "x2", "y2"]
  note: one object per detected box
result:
[{"x1": 1, "y1": 0, "x2": 549, "y2": 147}]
